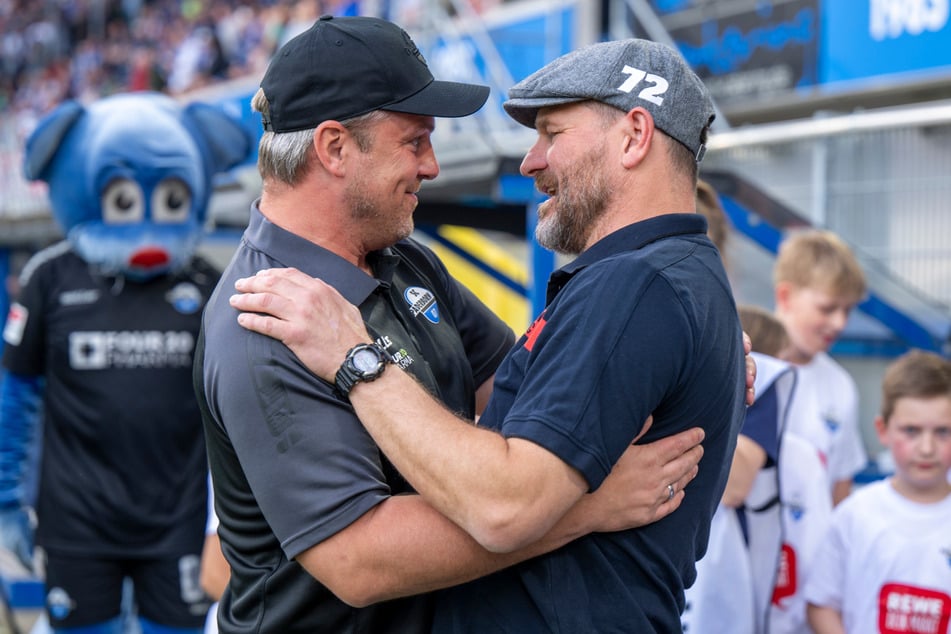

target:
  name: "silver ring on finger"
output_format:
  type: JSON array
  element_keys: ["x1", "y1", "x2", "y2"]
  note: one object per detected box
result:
[{"x1": 666, "y1": 483, "x2": 675, "y2": 502}]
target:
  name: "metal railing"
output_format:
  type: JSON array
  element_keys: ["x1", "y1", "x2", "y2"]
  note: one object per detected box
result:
[{"x1": 703, "y1": 100, "x2": 951, "y2": 316}]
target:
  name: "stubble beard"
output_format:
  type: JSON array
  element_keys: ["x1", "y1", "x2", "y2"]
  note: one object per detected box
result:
[
  {"x1": 534, "y1": 148, "x2": 610, "y2": 256},
  {"x1": 345, "y1": 176, "x2": 415, "y2": 251}
]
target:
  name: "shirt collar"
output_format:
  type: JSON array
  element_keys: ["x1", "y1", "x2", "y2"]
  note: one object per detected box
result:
[
  {"x1": 546, "y1": 213, "x2": 709, "y2": 304},
  {"x1": 244, "y1": 200, "x2": 397, "y2": 306}
]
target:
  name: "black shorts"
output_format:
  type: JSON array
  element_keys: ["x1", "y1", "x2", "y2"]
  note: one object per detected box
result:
[{"x1": 43, "y1": 551, "x2": 211, "y2": 629}]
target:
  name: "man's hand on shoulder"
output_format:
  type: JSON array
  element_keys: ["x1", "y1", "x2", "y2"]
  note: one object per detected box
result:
[{"x1": 231, "y1": 267, "x2": 371, "y2": 380}]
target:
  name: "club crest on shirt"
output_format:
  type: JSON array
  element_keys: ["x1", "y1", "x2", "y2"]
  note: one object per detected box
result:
[
  {"x1": 46, "y1": 586, "x2": 76, "y2": 620},
  {"x1": 404, "y1": 286, "x2": 439, "y2": 324},
  {"x1": 822, "y1": 411, "x2": 841, "y2": 433},
  {"x1": 523, "y1": 312, "x2": 547, "y2": 352},
  {"x1": 166, "y1": 282, "x2": 204, "y2": 315},
  {"x1": 786, "y1": 495, "x2": 806, "y2": 521}
]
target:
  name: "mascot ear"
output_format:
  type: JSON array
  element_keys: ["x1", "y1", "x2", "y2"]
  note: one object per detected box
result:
[
  {"x1": 23, "y1": 100, "x2": 85, "y2": 182},
  {"x1": 182, "y1": 102, "x2": 255, "y2": 174}
]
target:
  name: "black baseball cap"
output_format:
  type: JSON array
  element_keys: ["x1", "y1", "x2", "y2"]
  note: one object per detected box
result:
[{"x1": 260, "y1": 15, "x2": 490, "y2": 132}]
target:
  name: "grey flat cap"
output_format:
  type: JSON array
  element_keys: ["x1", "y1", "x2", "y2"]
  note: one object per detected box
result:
[{"x1": 504, "y1": 39, "x2": 715, "y2": 160}]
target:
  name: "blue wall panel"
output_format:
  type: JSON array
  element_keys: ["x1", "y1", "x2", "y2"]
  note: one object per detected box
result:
[{"x1": 821, "y1": 0, "x2": 951, "y2": 84}]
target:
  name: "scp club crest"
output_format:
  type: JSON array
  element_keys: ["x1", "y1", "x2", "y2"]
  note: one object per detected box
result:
[{"x1": 404, "y1": 286, "x2": 439, "y2": 324}]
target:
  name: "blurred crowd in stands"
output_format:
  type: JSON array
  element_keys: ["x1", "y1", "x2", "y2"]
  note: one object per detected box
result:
[
  {"x1": 0, "y1": 0, "x2": 340, "y2": 128},
  {"x1": 0, "y1": 0, "x2": 512, "y2": 137}
]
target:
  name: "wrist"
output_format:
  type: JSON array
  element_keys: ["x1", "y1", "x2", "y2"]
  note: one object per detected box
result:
[
  {"x1": 334, "y1": 341, "x2": 390, "y2": 398},
  {"x1": 560, "y1": 496, "x2": 598, "y2": 540}
]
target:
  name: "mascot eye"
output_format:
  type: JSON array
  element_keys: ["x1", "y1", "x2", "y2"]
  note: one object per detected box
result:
[
  {"x1": 152, "y1": 179, "x2": 192, "y2": 224},
  {"x1": 102, "y1": 179, "x2": 145, "y2": 224}
]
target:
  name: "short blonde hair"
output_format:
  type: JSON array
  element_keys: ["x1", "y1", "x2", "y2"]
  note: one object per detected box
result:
[
  {"x1": 773, "y1": 229, "x2": 866, "y2": 302},
  {"x1": 880, "y1": 349, "x2": 951, "y2": 423},
  {"x1": 738, "y1": 304, "x2": 790, "y2": 358}
]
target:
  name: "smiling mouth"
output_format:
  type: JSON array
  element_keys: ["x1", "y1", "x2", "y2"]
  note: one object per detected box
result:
[{"x1": 535, "y1": 176, "x2": 557, "y2": 197}]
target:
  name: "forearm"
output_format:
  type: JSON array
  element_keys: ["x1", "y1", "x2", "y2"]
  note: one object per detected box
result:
[
  {"x1": 231, "y1": 271, "x2": 587, "y2": 550},
  {"x1": 0, "y1": 373, "x2": 43, "y2": 505},
  {"x1": 832, "y1": 479, "x2": 852, "y2": 506},
  {"x1": 721, "y1": 435, "x2": 766, "y2": 508},
  {"x1": 199, "y1": 533, "x2": 230, "y2": 601},
  {"x1": 348, "y1": 368, "x2": 586, "y2": 552},
  {"x1": 807, "y1": 604, "x2": 846, "y2": 634},
  {"x1": 299, "y1": 492, "x2": 593, "y2": 606},
  {"x1": 474, "y1": 375, "x2": 494, "y2": 418}
]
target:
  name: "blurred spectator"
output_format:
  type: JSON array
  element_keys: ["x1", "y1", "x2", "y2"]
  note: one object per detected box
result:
[{"x1": 0, "y1": 0, "x2": 327, "y2": 125}]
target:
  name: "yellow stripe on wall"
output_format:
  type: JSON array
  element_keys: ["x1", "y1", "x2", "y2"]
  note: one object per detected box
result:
[{"x1": 427, "y1": 225, "x2": 530, "y2": 334}]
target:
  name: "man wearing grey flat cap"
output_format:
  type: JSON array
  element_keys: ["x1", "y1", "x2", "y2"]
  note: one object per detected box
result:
[
  {"x1": 231, "y1": 35, "x2": 747, "y2": 631},
  {"x1": 196, "y1": 19, "x2": 711, "y2": 633}
]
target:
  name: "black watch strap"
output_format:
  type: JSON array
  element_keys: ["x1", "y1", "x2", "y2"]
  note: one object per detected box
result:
[{"x1": 334, "y1": 342, "x2": 388, "y2": 397}]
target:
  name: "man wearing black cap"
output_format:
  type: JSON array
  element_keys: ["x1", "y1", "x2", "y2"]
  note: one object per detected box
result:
[
  {"x1": 195, "y1": 16, "x2": 707, "y2": 633},
  {"x1": 233, "y1": 35, "x2": 749, "y2": 632}
]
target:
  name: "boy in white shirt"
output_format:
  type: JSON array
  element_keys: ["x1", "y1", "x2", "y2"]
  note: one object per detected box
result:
[
  {"x1": 773, "y1": 230, "x2": 868, "y2": 506},
  {"x1": 804, "y1": 349, "x2": 951, "y2": 634}
]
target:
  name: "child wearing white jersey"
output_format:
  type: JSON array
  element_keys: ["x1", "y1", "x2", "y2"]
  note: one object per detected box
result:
[
  {"x1": 684, "y1": 190, "x2": 836, "y2": 634},
  {"x1": 804, "y1": 349, "x2": 951, "y2": 634},
  {"x1": 773, "y1": 230, "x2": 868, "y2": 507},
  {"x1": 684, "y1": 303, "x2": 833, "y2": 634}
]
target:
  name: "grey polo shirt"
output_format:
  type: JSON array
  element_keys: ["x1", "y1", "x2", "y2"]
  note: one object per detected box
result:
[{"x1": 195, "y1": 202, "x2": 514, "y2": 633}]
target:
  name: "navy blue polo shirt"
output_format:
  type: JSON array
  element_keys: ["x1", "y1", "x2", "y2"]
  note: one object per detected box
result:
[
  {"x1": 743, "y1": 382, "x2": 781, "y2": 467},
  {"x1": 195, "y1": 203, "x2": 514, "y2": 634},
  {"x1": 433, "y1": 213, "x2": 747, "y2": 633}
]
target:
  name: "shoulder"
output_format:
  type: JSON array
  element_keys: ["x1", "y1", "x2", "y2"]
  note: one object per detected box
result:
[
  {"x1": 17, "y1": 241, "x2": 78, "y2": 287},
  {"x1": 835, "y1": 479, "x2": 889, "y2": 519},
  {"x1": 390, "y1": 238, "x2": 467, "y2": 305},
  {"x1": 805, "y1": 352, "x2": 858, "y2": 391},
  {"x1": 810, "y1": 352, "x2": 851, "y2": 378},
  {"x1": 392, "y1": 237, "x2": 448, "y2": 275},
  {"x1": 621, "y1": 233, "x2": 731, "y2": 300}
]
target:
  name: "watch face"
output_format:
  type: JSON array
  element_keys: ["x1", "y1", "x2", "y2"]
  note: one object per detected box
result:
[{"x1": 352, "y1": 347, "x2": 383, "y2": 374}]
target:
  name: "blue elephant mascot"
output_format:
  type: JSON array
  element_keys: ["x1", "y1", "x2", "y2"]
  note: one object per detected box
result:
[{"x1": 0, "y1": 92, "x2": 253, "y2": 634}]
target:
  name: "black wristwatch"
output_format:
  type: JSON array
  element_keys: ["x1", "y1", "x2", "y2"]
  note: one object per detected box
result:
[{"x1": 334, "y1": 342, "x2": 389, "y2": 397}]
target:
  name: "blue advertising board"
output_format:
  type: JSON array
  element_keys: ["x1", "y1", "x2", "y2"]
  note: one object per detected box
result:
[
  {"x1": 821, "y1": 0, "x2": 951, "y2": 84},
  {"x1": 644, "y1": 1, "x2": 820, "y2": 105},
  {"x1": 638, "y1": 0, "x2": 951, "y2": 104}
]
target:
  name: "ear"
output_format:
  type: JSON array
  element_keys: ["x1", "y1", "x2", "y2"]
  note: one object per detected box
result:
[
  {"x1": 182, "y1": 102, "x2": 255, "y2": 173},
  {"x1": 23, "y1": 100, "x2": 85, "y2": 181},
  {"x1": 774, "y1": 281, "x2": 794, "y2": 312},
  {"x1": 313, "y1": 121, "x2": 350, "y2": 176},
  {"x1": 873, "y1": 415, "x2": 889, "y2": 446},
  {"x1": 619, "y1": 107, "x2": 654, "y2": 170}
]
